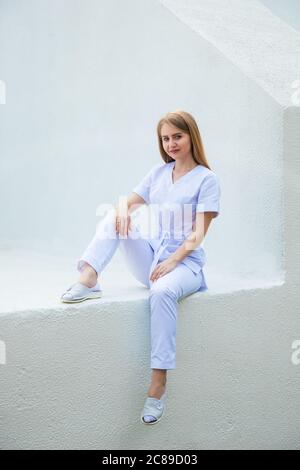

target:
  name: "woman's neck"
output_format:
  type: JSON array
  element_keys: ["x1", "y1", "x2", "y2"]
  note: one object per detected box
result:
[{"x1": 174, "y1": 158, "x2": 198, "y2": 173}]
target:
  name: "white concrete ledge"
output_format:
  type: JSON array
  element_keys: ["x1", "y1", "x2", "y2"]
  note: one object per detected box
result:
[
  {"x1": 0, "y1": 250, "x2": 297, "y2": 450},
  {"x1": 0, "y1": 248, "x2": 285, "y2": 316}
]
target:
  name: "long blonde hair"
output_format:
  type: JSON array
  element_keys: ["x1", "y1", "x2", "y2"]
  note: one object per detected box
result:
[{"x1": 157, "y1": 110, "x2": 212, "y2": 170}]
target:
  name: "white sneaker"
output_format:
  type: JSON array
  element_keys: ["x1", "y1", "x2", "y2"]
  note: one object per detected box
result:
[{"x1": 60, "y1": 282, "x2": 102, "y2": 303}]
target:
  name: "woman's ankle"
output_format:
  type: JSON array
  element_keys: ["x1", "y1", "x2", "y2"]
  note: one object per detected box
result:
[
  {"x1": 79, "y1": 279, "x2": 97, "y2": 288},
  {"x1": 79, "y1": 265, "x2": 98, "y2": 287},
  {"x1": 147, "y1": 383, "x2": 166, "y2": 400}
]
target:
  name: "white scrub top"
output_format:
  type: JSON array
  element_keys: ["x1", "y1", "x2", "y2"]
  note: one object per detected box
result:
[{"x1": 132, "y1": 160, "x2": 221, "y2": 291}]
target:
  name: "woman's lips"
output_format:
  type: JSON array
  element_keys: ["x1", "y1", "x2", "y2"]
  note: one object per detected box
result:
[{"x1": 170, "y1": 150, "x2": 179, "y2": 153}]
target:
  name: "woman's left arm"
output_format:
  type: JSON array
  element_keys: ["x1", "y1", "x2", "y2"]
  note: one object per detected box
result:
[{"x1": 150, "y1": 212, "x2": 216, "y2": 282}]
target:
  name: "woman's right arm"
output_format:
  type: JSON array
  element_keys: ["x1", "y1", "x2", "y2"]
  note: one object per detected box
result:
[
  {"x1": 127, "y1": 192, "x2": 146, "y2": 214},
  {"x1": 115, "y1": 192, "x2": 146, "y2": 235}
]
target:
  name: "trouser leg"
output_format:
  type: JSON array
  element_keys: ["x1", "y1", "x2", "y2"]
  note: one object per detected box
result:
[
  {"x1": 77, "y1": 209, "x2": 154, "y2": 287},
  {"x1": 149, "y1": 263, "x2": 203, "y2": 370},
  {"x1": 76, "y1": 210, "x2": 202, "y2": 371},
  {"x1": 119, "y1": 236, "x2": 154, "y2": 288},
  {"x1": 77, "y1": 209, "x2": 120, "y2": 274}
]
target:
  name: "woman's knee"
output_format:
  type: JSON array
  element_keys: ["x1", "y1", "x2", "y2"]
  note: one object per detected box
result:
[{"x1": 95, "y1": 208, "x2": 117, "y2": 239}]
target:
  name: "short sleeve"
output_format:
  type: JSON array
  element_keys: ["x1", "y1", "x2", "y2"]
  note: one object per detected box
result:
[
  {"x1": 196, "y1": 173, "x2": 221, "y2": 218},
  {"x1": 132, "y1": 163, "x2": 162, "y2": 205}
]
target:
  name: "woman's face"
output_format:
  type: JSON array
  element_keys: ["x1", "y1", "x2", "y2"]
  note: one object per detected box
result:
[{"x1": 160, "y1": 123, "x2": 193, "y2": 162}]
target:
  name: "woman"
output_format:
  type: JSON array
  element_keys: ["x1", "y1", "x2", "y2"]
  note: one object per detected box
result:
[{"x1": 60, "y1": 110, "x2": 221, "y2": 425}]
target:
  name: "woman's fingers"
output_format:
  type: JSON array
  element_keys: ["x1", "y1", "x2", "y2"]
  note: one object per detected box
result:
[
  {"x1": 127, "y1": 216, "x2": 132, "y2": 233},
  {"x1": 124, "y1": 216, "x2": 130, "y2": 235},
  {"x1": 116, "y1": 214, "x2": 120, "y2": 233},
  {"x1": 151, "y1": 265, "x2": 166, "y2": 281},
  {"x1": 116, "y1": 214, "x2": 131, "y2": 236},
  {"x1": 119, "y1": 217, "x2": 124, "y2": 235}
]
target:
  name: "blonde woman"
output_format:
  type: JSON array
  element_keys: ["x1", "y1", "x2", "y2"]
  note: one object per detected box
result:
[{"x1": 61, "y1": 110, "x2": 221, "y2": 425}]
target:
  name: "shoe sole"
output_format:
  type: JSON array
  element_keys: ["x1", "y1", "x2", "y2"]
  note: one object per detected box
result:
[{"x1": 60, "y1": 292, "x2": 103, "y2": 303}]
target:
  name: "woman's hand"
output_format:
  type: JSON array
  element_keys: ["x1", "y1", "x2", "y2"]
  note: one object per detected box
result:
[
  {"x1": 115, "y1": 206, "x2": 132, "y2": 237},
  {"x1": 150, "y1": 258, "x2": 179, "y2": 282}
]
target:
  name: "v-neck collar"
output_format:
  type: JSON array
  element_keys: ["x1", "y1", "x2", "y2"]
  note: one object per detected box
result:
[{"x1": 169, "y1": 161, "x2": 200, "y2": 185}]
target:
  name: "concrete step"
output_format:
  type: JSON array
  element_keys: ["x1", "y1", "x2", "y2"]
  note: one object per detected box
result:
[{"x1": 0, "y1": 248, "x2": 284, "y2": 316}]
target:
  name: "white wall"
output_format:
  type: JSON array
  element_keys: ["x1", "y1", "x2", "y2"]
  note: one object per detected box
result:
[
  {"x1": 0, "y1": 0, "x2": 290, "y2": 284},
  {"x1": 1, "y1": 0, "x2": 300, "y2": 451},
  {"x1": 260, "y1": 0, "x2": 300, "y2": 32}
]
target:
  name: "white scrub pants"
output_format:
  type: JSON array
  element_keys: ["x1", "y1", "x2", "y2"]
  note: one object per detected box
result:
[{"x1": 77, "y1": 209, "x2": 203, "y2": 370}]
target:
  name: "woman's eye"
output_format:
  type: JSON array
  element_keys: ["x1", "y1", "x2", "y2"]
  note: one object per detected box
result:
[{"x1": 162, "y1": 135, "x2": 181, "y2": 142}]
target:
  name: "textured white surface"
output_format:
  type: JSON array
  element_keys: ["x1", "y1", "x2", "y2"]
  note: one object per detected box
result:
[
  {"x1": 0, "y1": 249, "x2": 149, "y2": 314},
  {"x1": 0, "y1": 274, "x2": 299, "y2": 450},
  {"x1": 159, "y1": 0, "x2": 300, "y2": 107},
  {"x1": 0, "y1": 248, "x2": 285, "y2": 315},
  {"x1": 0, "y1": 0, "x2": 300, "y2": 451}
]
